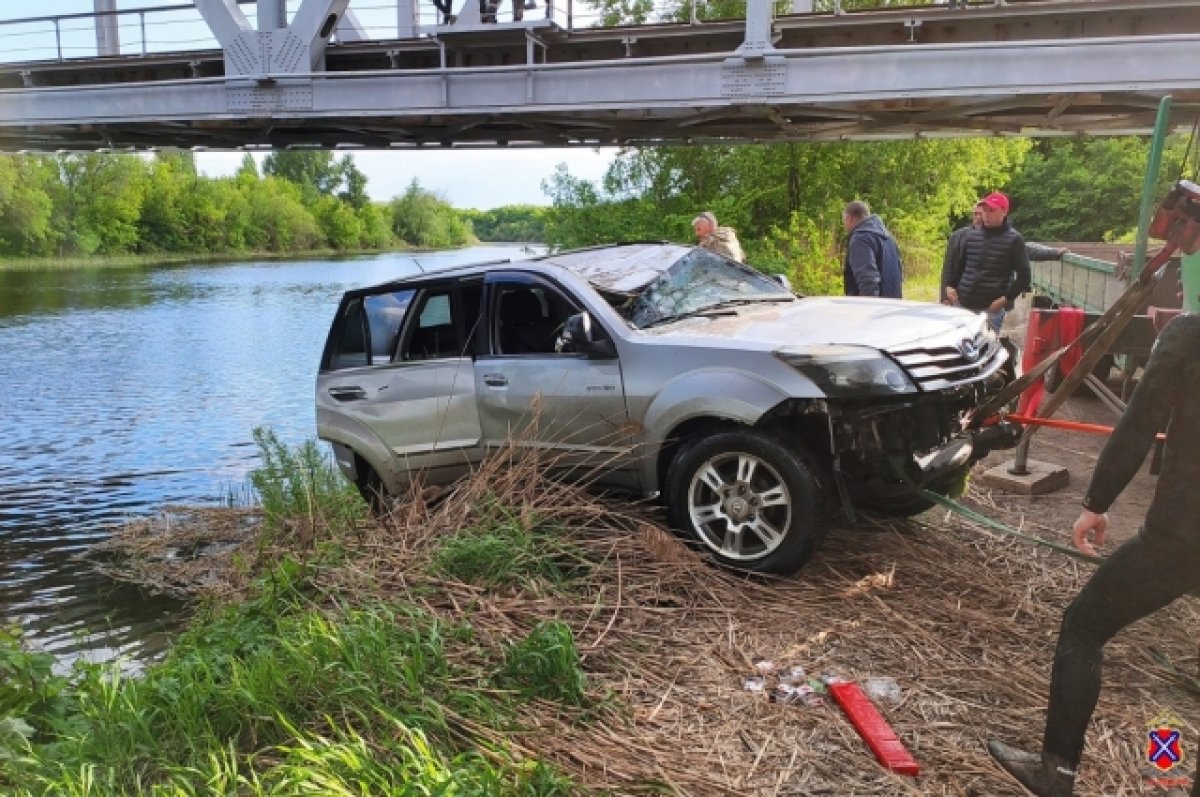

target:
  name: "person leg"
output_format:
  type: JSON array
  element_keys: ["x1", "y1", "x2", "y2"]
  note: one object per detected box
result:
[
  {"x1": 986, "y1": 306, "x2": 1006, "y2": 334},
  {"x1": 991, "y1": 531, "x2": 1200, "y2": 796},
  {"x1": 1042, "y1": 533, "x2": 1200, "y2": 765}
]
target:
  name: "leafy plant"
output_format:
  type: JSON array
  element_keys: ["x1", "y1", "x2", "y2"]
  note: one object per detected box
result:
[
  {"x1": 497, "y1": 621, "x2": 588, "y2": 706},
  {"x1": 432, "y1": 508, "x2": 583, "y2": 589},
  {"x1": 247, "y1": 427, "x2": 365, "y2": 534}
]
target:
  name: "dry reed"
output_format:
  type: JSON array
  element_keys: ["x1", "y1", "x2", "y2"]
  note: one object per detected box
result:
[{"x1": 94, "y1": 448, "x2": 1199, "y2": 796}]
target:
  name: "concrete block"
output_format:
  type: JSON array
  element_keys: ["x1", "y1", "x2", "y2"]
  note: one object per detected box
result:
[{"x1": 976, "y1": 458, "x2": 1070, "y2": 495}]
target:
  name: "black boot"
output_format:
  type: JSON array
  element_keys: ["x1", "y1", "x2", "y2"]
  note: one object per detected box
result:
[{"x1": 987, "y1": 740, "x2": 1076, "y2": 797}]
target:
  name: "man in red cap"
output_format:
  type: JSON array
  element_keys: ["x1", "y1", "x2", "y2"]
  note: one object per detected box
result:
[{"x1": 940, "y1": 191, "x2": 1031, "y2": 333}]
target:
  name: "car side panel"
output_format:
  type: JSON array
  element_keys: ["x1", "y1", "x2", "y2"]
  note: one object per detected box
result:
[{"x1": 316, "y1": 358, "x2": 483, "y2": 490}]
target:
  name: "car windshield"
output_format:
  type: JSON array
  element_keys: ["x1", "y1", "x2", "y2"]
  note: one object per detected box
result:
[{"x1": 623, "y1": 249, "x2": 792, "y2": 329}]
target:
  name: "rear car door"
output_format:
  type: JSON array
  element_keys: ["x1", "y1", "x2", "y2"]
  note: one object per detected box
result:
[
  {"x1": 317, "y1": 279, "x2": 483, "y2": 485},
  {"x1": 474, "y1": 272, "x2": 636, "y2": 488}
]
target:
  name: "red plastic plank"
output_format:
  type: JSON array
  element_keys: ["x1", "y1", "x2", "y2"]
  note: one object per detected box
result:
[{"x1": 827, "y1": 680, "x2": 920, "y2": 777}]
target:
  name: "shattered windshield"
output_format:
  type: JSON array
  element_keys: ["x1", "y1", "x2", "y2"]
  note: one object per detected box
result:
[{"x1": 624, "y1": 249, "x2": 792, "y2": 329}]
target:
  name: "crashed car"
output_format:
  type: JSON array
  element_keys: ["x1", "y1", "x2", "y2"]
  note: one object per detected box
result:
[{"x1": 317, "y1": 243, "x2": 1018, "y2": 575}]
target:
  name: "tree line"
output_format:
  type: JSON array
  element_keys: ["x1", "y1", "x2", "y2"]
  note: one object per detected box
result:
[
  {"x1": 0, "y1": 151, "x2": 476, "y2": 258},
  {"x1": 536, "y1": 135, "x2": 1191, "y2": 295}
]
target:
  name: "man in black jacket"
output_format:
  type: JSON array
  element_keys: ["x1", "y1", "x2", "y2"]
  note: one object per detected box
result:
[
  {"x1": 988, "y1": 313, "x2": 1200, "y2": 797},
  {"x1": 842, "y1": 200, "x2": 903, "y2": 298},
  {"x1": 940, "y1": 192, "x2": 1031, "y2": 332}
]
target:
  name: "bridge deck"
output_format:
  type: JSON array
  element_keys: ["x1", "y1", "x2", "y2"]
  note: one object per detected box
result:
[{"x1": 1, "y1": 0, "x2": 1197, "y2": 150}]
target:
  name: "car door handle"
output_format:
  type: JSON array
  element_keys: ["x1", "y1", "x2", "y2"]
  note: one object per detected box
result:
[
  {"x1": 328, "y1": 386, "x2": 367, "y2": 401},
  {"x1": 483, "y1": 374, "x2": 508, "y2": 387}
]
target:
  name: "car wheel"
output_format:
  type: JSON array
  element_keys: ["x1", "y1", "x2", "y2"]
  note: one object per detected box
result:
[
  {"x1": 355, "y1": 463, "x2": 389, "y2": 518},
  {"x1": 665, "y1": 429, "x2": 827, "y2": 575}
]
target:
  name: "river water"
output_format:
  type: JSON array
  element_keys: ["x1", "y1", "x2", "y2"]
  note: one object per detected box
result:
[{"x1": 0, "y1": 245, "x2": 533, "y2": 668}]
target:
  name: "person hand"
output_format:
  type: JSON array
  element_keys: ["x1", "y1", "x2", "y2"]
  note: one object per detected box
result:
[
  {"x1": 945, "y1": 287, "x2": 959, "y2": 304},
  {"x1": 1072, "y1": 509, "x2": 1108, "y2": 557},
  {"x1": 988, "y1": 296, "x2": 1007, "y2": 312}
]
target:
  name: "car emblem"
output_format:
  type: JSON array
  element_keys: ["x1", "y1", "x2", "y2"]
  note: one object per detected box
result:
[{"x1": 959, "y1": 338, "x2": 981, "y2": 361}]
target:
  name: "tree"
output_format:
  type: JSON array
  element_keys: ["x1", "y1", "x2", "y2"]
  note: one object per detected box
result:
[
  {"x1": 0, "y1": 155, "x2": 56, "y2": 255},
  {"x1": 1002, "y1": 135, "x2": 1189, "y2": 242},
  {"x1": 262, "y1": 151, "x2": 344, "y2": 198},
  {"x1": 390, "y1": 179, "x2": 474, "y2": 248}
]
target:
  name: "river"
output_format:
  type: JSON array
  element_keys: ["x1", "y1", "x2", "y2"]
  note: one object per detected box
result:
[{"x1": 0, "y1": 244, "x2": 535, "y2": 668}]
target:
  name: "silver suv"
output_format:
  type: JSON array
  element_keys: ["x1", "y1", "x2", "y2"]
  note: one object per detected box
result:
[{"x1": 317, "y1": 243, "x2": 1016, "y2": 574}]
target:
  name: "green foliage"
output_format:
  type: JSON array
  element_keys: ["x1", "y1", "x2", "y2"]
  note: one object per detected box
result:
[
  {"x1": 1003, "y1": 135, "x2": 1189, "y2": 242},
  {"x1": 460, "y1": 204, "x2": 549, "y2": 242},
  {"x1": 432, "y1": 510, "x2": 583, "y2": 589},
  {"x1": 390, "y1": 179, "x2": 476, "y2": 249},
  {"x1": 2, "y1": 593, "x2": 576, "y2": 796},
  {"x1": 544, "y1": 138, "x2": 1030, "y2": 293},
  {"x1": 0, "y1": 152, "x2": 398, "y2": 260},
  {"x1": 497, "y1": 621, "x2": 588, "y2": 706},
  {"x1": 247, "y1": 427, "x2": 366, "y2": 533}
]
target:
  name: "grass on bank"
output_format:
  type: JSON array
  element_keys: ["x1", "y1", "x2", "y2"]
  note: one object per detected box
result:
[
  {"x1": 0, "y1": 430, "x2": 590, "y2": 796},
  {"x1": 8, "y1": 426, "x2": 1197, "y2": 796}
]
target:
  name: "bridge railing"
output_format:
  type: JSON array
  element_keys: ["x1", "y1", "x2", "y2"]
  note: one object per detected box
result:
[{"x1": 0, "y1": 0, "x2": 1026, "y2": 65}]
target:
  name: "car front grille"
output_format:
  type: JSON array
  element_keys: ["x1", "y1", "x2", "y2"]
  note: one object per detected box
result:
[{"x1": 890, "y1": 331, "x2": 1007, "y2": 392}]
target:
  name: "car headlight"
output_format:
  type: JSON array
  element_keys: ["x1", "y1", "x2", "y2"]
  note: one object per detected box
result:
[{"x1": 774, "y1": 345, "x2": 917, "y2": 397}]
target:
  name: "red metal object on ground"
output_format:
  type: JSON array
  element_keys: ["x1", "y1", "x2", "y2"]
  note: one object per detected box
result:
[{"x1": 826, "y1": 680, "x2": 921, "y2": 777}]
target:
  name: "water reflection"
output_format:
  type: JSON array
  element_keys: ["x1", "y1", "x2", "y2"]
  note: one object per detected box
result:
[{"x1": 0, "y1": 246, "x2": 532, "y2": 668}]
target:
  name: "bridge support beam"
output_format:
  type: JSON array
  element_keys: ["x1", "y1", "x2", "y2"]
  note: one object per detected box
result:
[
  {"x1": 737, "y1": 0, "x2": 776, "y2": 58},
  {"x1": 258, "y1": 0, "x2": 288, "y2": 31},
  {"x1": 195, "y1": 0, "x2": 351, "y2": 75},
  {"x1": 94, "y1": 0, "x2": 120, "y2": 57}
]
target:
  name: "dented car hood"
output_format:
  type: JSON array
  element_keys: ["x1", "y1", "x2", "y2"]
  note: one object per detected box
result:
[{"x1": 638, "y1": 295, "x2": 986, "y2": 352}]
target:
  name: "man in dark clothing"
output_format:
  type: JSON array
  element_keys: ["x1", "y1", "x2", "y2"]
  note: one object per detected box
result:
[
  {"x1": 944, "y1": 201, "x2": 1067, "y2": 308},
  {"x1": 842, "y1": 200, "x2": 903, "y2": 299},
  {"x1": 940, "y1": 191, "x2": 1031, "y2": 332},
  {"x1": 988, "y1": 313, "x2": 1200, "y2": 797}
]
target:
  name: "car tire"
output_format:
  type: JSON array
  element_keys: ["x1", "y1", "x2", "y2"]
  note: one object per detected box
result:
[
  {"x1": 665, "y1": 429, "x2": 827, "y2": 575},
  {"x1": 859, "y1": 463, "x2": 971, "y2": 518},
  {"x1": 355, "y1": 463, "x2": 389, "y2": 518}
]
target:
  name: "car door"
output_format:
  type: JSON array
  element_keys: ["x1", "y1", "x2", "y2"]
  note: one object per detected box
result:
[
  {"x1": 474, "y1": 272, "x2": 636, "y2": 488},
  {"x1": 318, "y1": 280, "x2": 483, "y2": 484}
]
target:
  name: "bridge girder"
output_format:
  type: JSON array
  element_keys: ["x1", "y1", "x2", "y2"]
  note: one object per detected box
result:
[{"x1": 1, "y1": 1, "x2": 1198, "y2": 150}]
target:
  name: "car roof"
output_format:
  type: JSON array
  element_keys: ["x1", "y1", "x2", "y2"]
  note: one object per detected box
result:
[{"x1": 357, "y1": 243, "x2": 692, "y2": 295}]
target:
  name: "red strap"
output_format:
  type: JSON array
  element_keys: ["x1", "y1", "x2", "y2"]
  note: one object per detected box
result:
[{"x1": 827, "y1": 681, "x2": 921, "y2": 776}]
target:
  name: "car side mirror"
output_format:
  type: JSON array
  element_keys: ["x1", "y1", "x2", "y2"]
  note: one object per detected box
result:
[
  {"x1": 771, "y1": 274, "x2": 793, "y2": 292},
  {"x1": 559, "y1": 312, "x2": 617, "y2": 358}
]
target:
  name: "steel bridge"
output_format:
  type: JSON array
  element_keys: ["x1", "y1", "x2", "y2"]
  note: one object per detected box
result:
[{"x1": 0, "y1": 0, "x2": 1197, "y2": 152}]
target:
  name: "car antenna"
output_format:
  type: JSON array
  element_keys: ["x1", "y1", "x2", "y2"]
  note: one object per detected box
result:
[{"x1": 411, "y1": 257, "x2": 426, "y2": 273}]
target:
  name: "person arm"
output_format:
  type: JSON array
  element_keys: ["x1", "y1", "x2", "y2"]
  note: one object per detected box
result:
[
  {"x1": 847, "y1": 233, "x2": 882, "y2": 297},
  {"x1": 941, "y1": 229, "x2": 965, "y2": 304},
  {"x1": 1073, "y1": 316, "x2": 1195, "y2": 553},
  {"x1": 1026, "y1": 242, "x2": 1067, "y2": 261}
]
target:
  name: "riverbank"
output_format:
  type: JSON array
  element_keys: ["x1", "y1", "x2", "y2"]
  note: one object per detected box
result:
[
  {"x1": 0, "y1": 247, "x2": 452, "y2": 272},
  {"x1": 4, "y1": 430, "x2": 1195, "y2": 795}
]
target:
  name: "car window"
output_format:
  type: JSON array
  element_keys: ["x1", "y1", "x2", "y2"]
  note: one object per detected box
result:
[
  {"x1": 403, "y1": 289, "x2": 462, "y2": 360},
  {"x1": 364, "y1": 290, "x2": 415, "y2": 364},
  {"x1": 493, "y1": 283, "x2": 574, "y2": 356},
  {"x1": 331, "y1": 297, "x2": 369, "y2": 369},
  {"x1": 626, "y1": 248, "x2": 790, "y2": 328}
]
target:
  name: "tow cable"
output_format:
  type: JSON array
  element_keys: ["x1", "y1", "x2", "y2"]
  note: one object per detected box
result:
[{"x1": 917, "y1": 489, "x2": 1102, "y2": 565}]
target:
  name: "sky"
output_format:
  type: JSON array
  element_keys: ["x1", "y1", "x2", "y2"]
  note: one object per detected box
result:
[{"x1": 1, "y1": 1, "x2": 619, "y2": 208}]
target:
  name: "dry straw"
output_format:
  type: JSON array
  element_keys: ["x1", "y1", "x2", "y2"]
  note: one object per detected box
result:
[{"x1": 94, "y1": 449, "x2": 1199, "y2": 796}]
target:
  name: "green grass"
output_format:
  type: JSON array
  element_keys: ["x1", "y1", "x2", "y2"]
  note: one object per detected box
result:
[
  {"x1": 432, "y1": 507, "x2": 587, "y2": 590},
  {"x1": 0, "y1": 430, "x2": 592, "y2": 796},
  {"x1": 0, "y1": 578, "x2": 577, "y2": 796},
  {"x1": 497, "y1": 622, "x2": 589, "y2": 707},
  {"x1": 248, "y1": 426, "x2": 366, "y2": 535}
]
